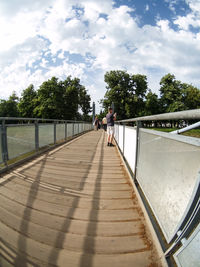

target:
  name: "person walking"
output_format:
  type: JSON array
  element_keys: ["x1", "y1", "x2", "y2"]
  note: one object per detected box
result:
[
  {"x1": 106, "y1": 107, "x2": 116, "y2": 146},
  {"x1": 102, "y1": 116, "x2": 107, "y2": 131},
  {"x1": 94, "y1": 116, "x2": 99, "y2": 131}
]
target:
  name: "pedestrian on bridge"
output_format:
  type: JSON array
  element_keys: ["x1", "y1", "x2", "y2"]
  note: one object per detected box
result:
[
  {"x1": 94, "y1": 116, "x2": 99, "y2": 131},
  {"x1": 102, "y1": 116, "x2": 107, "y2": 131},
  {"x1": 106, "y1": 107, "x2": 116, "y2": 146}
]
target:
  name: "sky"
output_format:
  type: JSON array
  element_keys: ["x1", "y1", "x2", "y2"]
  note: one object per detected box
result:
[{"x1": 0, "y1": 0, "x2": 200, "y2": 113}]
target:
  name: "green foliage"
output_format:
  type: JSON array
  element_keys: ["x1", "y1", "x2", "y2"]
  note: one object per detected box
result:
[
  {"x1": 33, "y1": 76, "x2": 91, "y2": 120},
  {"x1": 182, "y1": 83, "x2": 200, "y2": 110},
  {"x1": 0, "y1": 77, "x2": 91, "y2": 120},
  {"x1": 79, "y1": 85, "x2": 91, "y2": 119},
  {"x1": 1, "y1": 71, "x2": 200, "y2": 121},
  {"x1": 103, "y1": 70, "x2": 148, "y2": 119},
  {"x1": 145, "y1": 90, "x2": 161, "y2": 115},
  {"x1": 97, "y1": 110, "x2": 107, "y2": 120},
  {"x1": 160, "y1": 73, "x2": 184, "y2": 112},
  {"x1": 0, "y1": 92, "x2": 19, "y2": 117},
  {"x1": 34, "y1": 77, "x2": 66, "y2": 119},
  {"x1": 160, "y1": 73, "x2": 200, "y2": 113},
  {"x1": 101, "y1": 71, "x2": 200, "y2": 119},
  {"x1": 18, "y1": 84, "x2": 37, "y2": 118}
]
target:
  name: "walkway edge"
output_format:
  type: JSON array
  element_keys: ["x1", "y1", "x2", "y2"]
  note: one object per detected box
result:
[{"x1": 114, "y1": 142, "x2": 168, "y2": 267}]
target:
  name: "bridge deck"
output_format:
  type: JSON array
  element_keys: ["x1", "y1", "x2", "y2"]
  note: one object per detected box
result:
[{"x1": 0, "y1": 130, "x2": 161, "y2": 267}]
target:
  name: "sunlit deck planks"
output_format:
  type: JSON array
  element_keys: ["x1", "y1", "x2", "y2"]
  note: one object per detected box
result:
[{"x1": 0, "y1": 130, "x2": 161, "y2": 267}]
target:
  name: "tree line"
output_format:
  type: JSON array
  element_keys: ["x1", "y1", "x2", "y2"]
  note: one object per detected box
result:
[
  {"x1": 0, "y1": 76, "x2": 91, "y2": 121},
  {"x1": 101, "y1": 71, "x2": 200, "y2": 120},
  {"x1": 1, "y1": 71, "x2": 200, "y2": 122}
]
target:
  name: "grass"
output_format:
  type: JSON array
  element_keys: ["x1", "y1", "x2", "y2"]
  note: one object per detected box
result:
[
  {"x1": 181, "y1": 129, "x2": 200, "y2": 138},
  {"x1": 151, "y1": 128, "x2": 200, "y2": 138},
  {"x1": 151, "y1": 128, "x2": 176, "y2": 133}
]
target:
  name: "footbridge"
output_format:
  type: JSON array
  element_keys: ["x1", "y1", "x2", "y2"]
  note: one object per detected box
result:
[{"x1": 0, "y1": 110, "x2": 199, "y2": 267}]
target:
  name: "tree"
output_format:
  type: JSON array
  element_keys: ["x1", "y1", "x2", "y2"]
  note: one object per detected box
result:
[
  {"x1": 182, "y1": 84, "x2": 200, "y2": 110},
  {"x1": 18, "y1": 84, "x2": 37, "y2": 118},
  {"x1": 159, "y1": 73, "x2": 200, "y2": 113},
  {"x1": 34, "y1": 77, "x2": 62, "y2": 119},
  {"x1": 79, "y1": 86, "x2": 91, "y2": 120},
  {"x1": 0, "y1": 92, "x2": 19, "y2": 117},
  {"x1": 34, "y1": 76, "x2": 91, "y2": 120},
  {"x1": 102, "y1": 70, "x2": 148, "y2": 119},
  {"x1": 126, "y1": 74, "x2": 148, "y2": 117},
  {"x1": 61, "y1": 77, "x2": 80, "y2": 120},
  {"x1": 103, "y1": 70, "x2": 130, "y2": 119},
  {"x1": 144, "y1": 90, "x2": 161, "y2": 115},
  {"x1": 159, "y1": 73, "x2": 184, "y2": 113}
]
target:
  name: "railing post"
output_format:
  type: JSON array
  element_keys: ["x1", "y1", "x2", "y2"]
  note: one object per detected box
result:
[
  {"x1": 54, "y1": 121, "x2": 56, "y2": 144},
  {"x1": 72, "y1": 122, "x2": 74, "y2": 137},
  {"x1": 117, "y1": 123, "x2": 119, "y2": 144},
  {"x1": 1, "y1": 119, "x2": 9, "y2": 165},
  {"x1": 134, "y1": 121, "x2": 142, "y2": 182},
  {"x1": 123, "y1": 124, "x2": 125, "y2": 155},
  {"x1": 78, "y1": 122, "x2": 79, "y2": 134},
  {"x1": 65, "y1": 121, "x2": 68, "y2": 140},
  {"x1": 35, "y1": 120, "x2": 39, "y2": 151}
]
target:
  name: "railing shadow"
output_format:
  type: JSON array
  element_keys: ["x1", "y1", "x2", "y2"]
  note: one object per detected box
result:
[
  {"x1": 79, "y1": 131, "x2": 104, "y2": 267},
  {"x1": 14, "y1": 153, "x2": 49, "y2": 266},
  {"x1": 47, "y1": 131, "x2": 103, "y2": 265}
]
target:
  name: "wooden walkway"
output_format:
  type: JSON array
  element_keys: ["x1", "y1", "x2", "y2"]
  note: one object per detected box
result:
[{"x1": 0, "y1": 130, "x2": 162, "y2": 267}]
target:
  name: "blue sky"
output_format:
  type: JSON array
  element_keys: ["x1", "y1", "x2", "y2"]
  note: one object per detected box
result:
[{"x1": 0, "y1": 0, "x2": 200, "y2": 113}]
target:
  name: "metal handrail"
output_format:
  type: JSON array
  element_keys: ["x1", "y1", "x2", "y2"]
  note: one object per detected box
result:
[
  {"x1": 0, "y1": 117, "x2": 88, "y2": 123},
  {"x1": 171, "y1": 121, "x2": 200, "y2": 134},
  {"x1": 117, "y1": 109, "x2": 200, "y2": 123}
]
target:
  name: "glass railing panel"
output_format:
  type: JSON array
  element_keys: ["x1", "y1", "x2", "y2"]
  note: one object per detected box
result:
[
  {"x1": 137, "y1": 128, "x2": 200, "y2": 242},
  {"x1": 124, "y1": 126, "x2": 137, "y2": 172},
  {"x1": 74, "y1": 123, "x2": 78, "y2": 135},
  {"x1": 174, "y1": 223, "x2": 200, "y2": 266},
  {"x1": 0, "y1": 126, "x2": 3, "y2": 163},
  {"x1": 0, "y1": 121, "x2": 91, "y2": 166},
  {"x1": 79, "y1": 123, "x2": 83, "y2": 133},
  {"x1": 56, "y1": 123, "x2": 65, "y2": 141},
  {"x1": 87, "y1": 123, "x2": 90, "y2": 131},
  {"x1": 7, "y1": 125, "x2": 35, "y2": 159},
  {"x1": 39, "y1": 124, "x2": 54, "y2": 147},
  {"x1": 67, "y1": 123, "x2": 73, "y2": 138},
  {"x1": 118, "y1": 125, "x2": 124, "y2": 152},
  {"x1": 114, "y1": 124, "x2": 119, "y2": 143}
]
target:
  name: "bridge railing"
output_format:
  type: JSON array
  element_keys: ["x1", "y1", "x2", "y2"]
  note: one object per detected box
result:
[
  {"x1": 0, "y1": 117, "x2": 92, "y2": 172},
  {"x1": 115, "y1": 109, "x2": 200, "y2": 267}
]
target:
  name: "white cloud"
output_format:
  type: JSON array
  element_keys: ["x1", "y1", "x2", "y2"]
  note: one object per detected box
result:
[
  {"x1": 46, "y1": 61, "x2": 86, "y2": 80},
  {"x1": 0, "y1": 0, "x2": 200, "y2": 113},
  {"x1": 80, "y1": 0, "x2": 113, "y2": 20},
  {"x1": 0, "y1": 11, "x2": 44, "y2": 52},
  {"x1": 186, "y1": 0, "x2": 200, "y2": 12},
  {"x1": 174, "y1": 0, "x2": 200, "y2": 30},
  {"x1": 58, "y1": 51, "x2": 65, "y2": 59},
  {"x1": 0, "y1": 0, "x2": 54, "y2": 16},
  {"x1": 145, "y1": 4, "x2": 149, "y2": 12}
]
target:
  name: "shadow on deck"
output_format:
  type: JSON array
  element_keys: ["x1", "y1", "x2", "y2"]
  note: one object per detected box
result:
[{"x1": 0, "y1": 130, "x2": 162, "y2": 267}]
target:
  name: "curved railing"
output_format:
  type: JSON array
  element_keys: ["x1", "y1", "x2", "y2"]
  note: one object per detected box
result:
[
  {"x1": 0, "y1": 117, "x2": 93, "y2": 172},
  {"x1": 114, "y1": 109, "x2": 200, "y2": 267}
]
